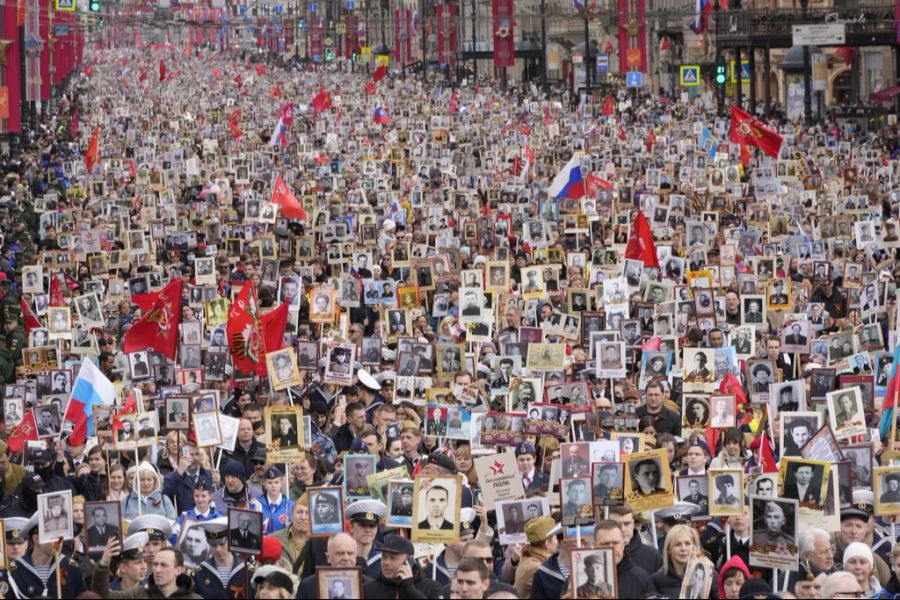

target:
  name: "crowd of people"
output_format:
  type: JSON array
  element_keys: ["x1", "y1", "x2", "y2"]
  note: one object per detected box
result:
[{"x1": 0, "y1": 38, "x2": 896, "y2": 600}]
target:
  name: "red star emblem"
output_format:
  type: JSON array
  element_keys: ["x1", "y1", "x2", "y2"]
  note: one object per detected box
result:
[{"x1": 489, "y1": 460, "x2": 505, "y2": 475}]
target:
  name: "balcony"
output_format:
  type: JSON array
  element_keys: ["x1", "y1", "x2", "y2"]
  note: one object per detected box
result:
[{"x1": 714, "y1": 0, "x2": 897, "y2": 46}]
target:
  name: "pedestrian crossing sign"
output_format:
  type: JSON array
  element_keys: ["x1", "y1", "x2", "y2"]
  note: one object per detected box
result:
[
  {"x1": 680, "y1": 65, "x2": 700, "y2": 86},
  {"x1": 730, "y1": 59, "x2": 751, "y2": 83},
  {"x1": 55, "y1": 0, "x2": 75, "y2": 11}
]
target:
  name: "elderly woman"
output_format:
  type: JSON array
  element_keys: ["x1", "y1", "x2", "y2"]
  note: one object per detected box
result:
[
  {"x1": 121, "y1": 462, "x2": 176, "y2": 520},
  {"x1": 653, "y1": 524, "x2": 716, "y2": 597},
  {"x1": 843, "y1": 542, "x2": 882, "y2": 597}
]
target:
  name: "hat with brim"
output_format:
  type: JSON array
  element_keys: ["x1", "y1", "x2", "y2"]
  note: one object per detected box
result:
[
  {"x1": 381, "y1": 534, "x2": 415, "y2": 555},
  {"x1": 252, "y1": 566, "x2": 296, "y2": 596},
  {"x1": 199, "y1": 517, "x2": 229, "y2": 546},
  {"x1": 357, "y1": 369, "x2": 381, "y2": 391},
  {"x1": 525, "y1": 516, "x2": 561, "y2": 544}
]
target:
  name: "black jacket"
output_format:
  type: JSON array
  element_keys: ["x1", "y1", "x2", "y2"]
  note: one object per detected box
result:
[
  {"x1": 625, "y1": 530, "x2": 662, "y2": 575},
  {"x1": 653, "y1": 564, "x2": 718, "y2": 599},
  {"x1": 363, "y1": 563, "x2": 444, "y2": 600},
  {"x1": 617, "y1": 555, "x2": 657, "y2": 599},
  {"x1": 331, "y1": 423, "x2": 357, "y2": 454}
]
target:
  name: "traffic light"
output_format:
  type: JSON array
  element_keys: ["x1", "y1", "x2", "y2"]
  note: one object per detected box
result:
[
  {"x1": 298, "y1": 18, "x2": 306, "y2": 28},
  {"x1": 89, "y1": 0, "x2": 100, "y2": 11},
  {"x1": 325, "y1": 48, "x2": 334, "y2": 61},
  {"x1": 715, "y1": 64, "x2": 726, "y2": 85}
]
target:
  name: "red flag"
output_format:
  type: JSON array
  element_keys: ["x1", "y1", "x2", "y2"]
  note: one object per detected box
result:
[
  {"x1": 450, "y1": 90, "x2": 459, "y2": 114},
  {"x1": 372, "y1": 64, "x2": 387, "y2": 82},
  {"x1": 269, "y1": 85, "x2": 282, "y2": 98},
  {"x1": 624, "y1": 212, "x2": 660, "y2": 268},
  {"x1": 122, "y1": 279, "x2": 183, "y2": 359},
  {"x1": 234, "y1": 74, "x2": 243, "y2": 88},
  {"x1": 617, "y1": 124, "x2": 627, "y2": 142},
  {"x1": 49, "y1": 273, "x2": 65, "y2": 307},
  {"x1": 312, "y1": 89, "x2": 332, "y2": 113},
  {"x1": 729, "y1": 105, "x2": 783, "y2": 159},
  {"x1": 604, "y1": 40, "x2": 614, "y2": 54},
  {"x1": 751, "y1": 431, "x2": 779, "y2": 473},
  {"x1": 705, "y1": 425, "x2": 720, "y2": 458},
  {"x1": 647, "y1": 127, "x2": 657, "y2": 151},
  {"x1": 262, "y1": 302, "x2": 289, "y2": 353},
  {"x1": 518, "y1": 122, "x2": 531, "y2": 137},
  {"x1": 227, "y1": 282, "x2": 266, "y2": 376},
  {"x1": 70, "y1": 108, "x2": 79, "y2": 139},
  {"x1": 365, "y1": 81, "x2": 376, "y2": 96},
  {"x1": 740, "y1": 143, "x2": 752, "y2": 167},
  {"x1": 586, "y1": 173, "x2": 614, "y2": 195},
  {"x1": 159, "y1": 59, "x2": 166, "y2": 82},
  {"x1": 111, "y1": 391, "x2": 137, "y2": 434},
  {"x1": 227, "y1": 107, "x2": 242, "y2": 127},
  {"x1": 20, "y1": 298, "x2": 40, "y2": 335},
  {"x1": 543, "y1": 106, "x2": 552, "y2": 126},
  {"x1": 602, "y1": 96, "x2": 615, "y2": 117},
  {"x1": 85, "y1": 126, "x2": 99, "y2": 174},
  {"x1": 255, "y1": 64, "x2": 266, "y2": 75},
  {"x1": 138, "y1": 70, "x2": 147, "y2": 83},
  {"x1": 271, "y1": 175, "x2": 308, "y2": 221},
  {"x1": 719, "y1": 372, "x2": 748, "y2": 409},
  {"x1": 7, "y1": 410, "x2": 38, "y2": 453},
  {"x1": 128, "y1": 159, "x2": 137, "y2": 179},
  {"x1": 280, "y1": 102, "x2": 295, "y2": 127}
]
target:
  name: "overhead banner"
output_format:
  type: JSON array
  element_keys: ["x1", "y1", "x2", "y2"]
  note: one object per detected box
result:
[
  {"x1": 394, "y1": 8, "x2": 411, "y2": 66},
  {"x1": 617, "y1": 0, "x2": 647, "y2": 74},
  {"x1": 343, "y1": 13, "x2": 357, "y2": 59},
  {"x1": 436, "y1": 4, "x2": 457, "y2": 65},
  {"x1": 309, "y1": 17, "x2": 323, "y2": 62},
  {"x1": 492, "y1": 0, "x2": 514, "y2": 68}
]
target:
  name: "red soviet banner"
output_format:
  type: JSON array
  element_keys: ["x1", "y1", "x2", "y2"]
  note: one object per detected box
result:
[
  {"x1": 617, "y1": 0, "x2": 647, "y2": 73},
  {"x1": 344, "y1": 14, "x2": 358, "y2": 59},
  {"x1": 492, "y1": 0, "x2": 514, "y2": 68},
  {"x1": 436, "y1": 4, "x2": 457, "y2": 65},
  {"x1": 394, "y1": 8, "x2": 412, "y2": 66},
  {"x1": 309, "y1": 17, "x2": 324, "y2": 62}
]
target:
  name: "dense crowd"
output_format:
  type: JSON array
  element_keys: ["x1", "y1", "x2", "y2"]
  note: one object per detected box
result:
[{"x1": 0, "y1": 42, "x2": 897, "y2": 600}]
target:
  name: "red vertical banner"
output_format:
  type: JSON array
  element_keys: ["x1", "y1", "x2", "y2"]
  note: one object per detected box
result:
[
  {"x1": 618, "y1": 0, "x2": 647, "y2": 73},
  {"x1": 344, "y1": 14, "x2": 357, "y2": 59},
  {"x1": 492, "y1": 0, "x2": 514, "y2": 68},
  {"x1": 436, "y1": 4, "x2": 457, "y2": 65},
  {"x1": 309, "y1": 17, "x2": 323, "y2": 61},
  {"x1": 896, "y1": 0, "x2": 900, "y2": 43},
  {"x1": 39, "y1": 0, "x2": 49, "y2": 100},
  {"x1": 3, "y1": 0, "x2": 19, "y2": 133},
  {"x1": 394, "y1": 9, "x2": 411, "y2": 66}
]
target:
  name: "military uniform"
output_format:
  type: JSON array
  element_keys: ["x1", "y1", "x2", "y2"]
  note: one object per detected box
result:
[
  {"x1": 2, "y1": 552, "x2": 87, "y2": 599},
  {"x1": 193, "y1": 557, "x2": 248, "y2": 598},
  {"x1": 753, "y1": 530, "x2": 795, "y2": 551},
  {"x1": 577, "y1": 581, "x2": 614, "y2": 597}
]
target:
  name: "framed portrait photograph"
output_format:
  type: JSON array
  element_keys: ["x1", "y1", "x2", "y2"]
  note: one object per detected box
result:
[
  {"x1": 344, "y1": 454, "x2": 377, "y2": 500},
  {"x1": 265, "y1": 348, "x2": 301, "y2": 391},
  {"x1": 779, "y1": 458, "x2": 830, "y2": 510},
  {"x1": 781, "y1": 320, "x2": 810, "y2": 354},
  {"x1": 323, "y1": 342, "x2": 355, "y2": 386},
  {"x1": 682, "y1": 395, "x2": 710, "y2": 430},
  {"x1": 596, "y1": 341, "x2": 626, "y2": 380},
  {"x1": 227, "y1": 507, "x2": 263, "y2": 555},
  {"x1": 844, "y1": 444, "x2": 873, "y2": 488},
  {"x1": 3, "y1": 396, "x2": 24, "y2": 427},
  {"x1": 779, "y1": 412, "x2": 822, "y2": 458},
  {"x1": 591, "y1": 462, "x2": 624, "y2": 506},
  {"x1": 749, "y1": 495, "x2": 800, "y2": 570},
  {"x1": 114, "y1": 411, "x2": 159, "y2": 450},
  {"x1": 296, "y1": 341, "x2": 319, "y2": 370},
  {"x1": 559, "y1": 477, "x2": 593, "y2": 526},
  {"x1": 769, "y1": 380, "x2": 805, "y2": 420},
  {"x1": 176, "y1": 518, "x2": 211, "y2": 568},
  {"x1": 496, "y1": 498, "x2": 549, "y2": 545},
  {"x1": 128, "y1": 350, "x2": 152, "y2": 380},
  {"x1": 193, "y1": 411, "x2": 222, "y2": 448},
  {"x1": 569, "y1": 547, "x2": 616, "y2": 599},
  {"x1": 316, "y1": 567, "x2": 363, "y2": 600},
  {"x1": 38, "y1": 489, "x2": 73, "y2": 544},
  {"x1": 675, "y1": 475, "x2": 710, "y2": 518},
  {"x1": 309, "y1": 486, "x2": 344, "y2": 536},
  {"x1": 34, "y1": 404, "x2": 61, "y2": 439},
  {"x1": 165, "y1": 395, "x2": 191, "y2": 430},
  {"x1": 679, "y1": 557, "x2": 715, "y2": 600},
  {"x1": 411, "y1": 474, "x2": 463, "y2": 543},
  {"x1": 386, "y1": 480, "x2": 415, "y2": 529},
  {"x1": 741, "y1": 294, "x2": 767, "y2": 327},
  {"x1": 875, "y1": 465, "x2": 900, "y2": 516},
  {"x1": 810, "y1": 368, "x2": 836, "y2": 401},
  {"x1": 827, "y1": 387, "x2": 866, "y2": 440},
  {"x1": 746, "y1": 359, "x2": 776, "y2": 403},
  {"x1": 708, "y1": 469, "x2": 744, "y2": 517},
  {"x1": 623, "y1": 449, "x2": 674, "y2": 513},
  {"x1": 309, "y1": 287, "x2": 336, "y2": 323},
  {"x1": 708, "y1": 395, "x2": 736, "y2": 429},
  {"x1": 83, "y1": 501, "x2": 122, "y2": 556}
]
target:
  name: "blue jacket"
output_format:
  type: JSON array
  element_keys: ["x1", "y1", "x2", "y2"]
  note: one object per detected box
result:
[
  {"x1": 121, "y1": 490, "x2": 177, "y2": 521},
  {"x1": 163, "y1": 468, "x2": 214, "y2": 516},
  {"x1": 193, "y1": 556, "x2": 250, "y2": 598},
  {"x1": 423, "y1": 550, "x2": 452, "y2": 586},
  {"x1": 530, "y1": 554, "x2": 567, "y2": 600},
  {"x1": 259, "y1": 494, "x2": 294, "y2": 534}
]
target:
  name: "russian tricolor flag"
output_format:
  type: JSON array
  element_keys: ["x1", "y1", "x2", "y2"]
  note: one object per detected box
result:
[
  {"x1": 374, "y1": 106, "x2": 392, "y2": 124},
  {"x1": 548, "y1": 154, "x2": 585, "y2": 200},
  {"x1": 269, "y1": 117, "x2": 287, "y2": 147},
  {"x1": 63, "y1": 358, "x2": 117, "y2": 447},
  {"x1": 690, "y1": 0, "x2": 712, "y2": 33}
]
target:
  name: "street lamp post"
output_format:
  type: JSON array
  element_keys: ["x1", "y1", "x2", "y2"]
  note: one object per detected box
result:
[{"x1": 801, "y1": 0, "x2": 812, "y2": 124}]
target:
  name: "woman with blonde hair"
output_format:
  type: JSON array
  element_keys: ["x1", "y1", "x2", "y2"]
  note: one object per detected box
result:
[
  {"x1": 105, "y1": 463, "x2": 130, "y2": 502},
  {"x1": 121, "y1": 462, "x2": 176, "y2": 520},
  {"x1": 156, "y1": 431, "x2": 181, "y2": 476},
  {"x1": 252, "y1": 565, "x2": 299, "y2": 599},
  {"x1": 653, "y1": 523, "x2": 716, "y2": 597}
]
